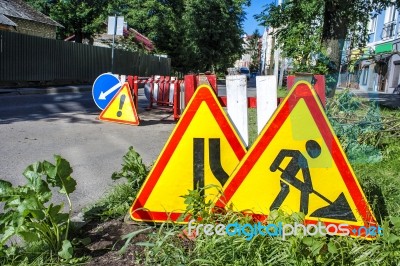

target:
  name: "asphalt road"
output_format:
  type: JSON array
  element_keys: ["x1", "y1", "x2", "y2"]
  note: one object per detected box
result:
[
  {"x1": 0, "y1": 77, "x2": 258, "y2": 215},
  {"x1": 0, "y1": 89, "x2": 176, "y2": 214}
]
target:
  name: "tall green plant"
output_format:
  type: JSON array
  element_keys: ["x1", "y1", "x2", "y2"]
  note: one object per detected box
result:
[{"x1": 0, "y1": 155, "x2": 77, "y2": 261}]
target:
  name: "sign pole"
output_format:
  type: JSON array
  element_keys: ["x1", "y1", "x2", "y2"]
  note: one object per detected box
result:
[{"x1": 111, "y1": 14, "x2": 117, "y2": 74}]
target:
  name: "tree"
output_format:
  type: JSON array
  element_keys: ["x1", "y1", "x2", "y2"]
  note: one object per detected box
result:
[
  {"x1": 120, "y1": 0, "x2": 249, "y2": 73},
  {"x1": 50, "y1": 0, "x2": 107, "y2": 43},
  {"x1": 26, "y1": 0, "x2": 250, "y2": 72},
  {"x1": 183, "y1": 0, "x2": 250, "y2": 72},
  {"x1": 25, "y1": 0, "x2": 55, "y2": 15},
  {"x1": 114, "y1": 0, "x2": 188, "y2": 70},
  {"x1": 247, "y1": 29, "x2": 261, "y2": 73},
  {"x1": 256, "y1": 0, "x2": 394, "y2": 95}
]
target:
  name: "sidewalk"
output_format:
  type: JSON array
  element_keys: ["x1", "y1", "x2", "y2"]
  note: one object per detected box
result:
[
  {"x1": 345, "y1": 89, "x2": 400, "y2": 109},
  {"x1": 0, "y1": 84, "x2": 92, "y2": 96}
]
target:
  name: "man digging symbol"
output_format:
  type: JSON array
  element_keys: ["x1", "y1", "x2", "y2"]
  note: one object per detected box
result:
[
  {"x1": 270, "y1": 140, "x2": 321, "y2": 215},
  {"x1": 269, "y1": 140, "x2": 357, "y2": 221}
]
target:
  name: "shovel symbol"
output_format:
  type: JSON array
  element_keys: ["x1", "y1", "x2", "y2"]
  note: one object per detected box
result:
[{"x1": 276, "y1": 167, "x2": 356, "y2": 221}]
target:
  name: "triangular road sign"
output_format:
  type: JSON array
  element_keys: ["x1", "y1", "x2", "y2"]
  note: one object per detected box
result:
[
  {"x1": 99, "y1": 82, "x2": 139, "y2": 125},
  {"x1": 216, "y1": 82, "x2": 377, "y2": 238},
  {"x1": 131, "y1": 85, "x2": 246, "y2": 223}
]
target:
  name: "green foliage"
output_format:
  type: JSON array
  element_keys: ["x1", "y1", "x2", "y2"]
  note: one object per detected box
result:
[
  {"x1": 256, "y1": 0, "x2": 396, "y2": 93},
  {"x1": 50, "y1": 0, "x2": 107, "y2": 42},
  {"x1": 84, "y1": 147, "x2": 149, "y2": 220},
  {"x1": 118, "y1": 0, "x2": 249, "y2": 72},
  {"x1": 0, "y1": 155, "x2": 77, "y2": 263},
  {"x1": 182, "y1": 0, "x2": 250, "y2": 72},
  {"x1": 135, "y1": 188, "x2": 400, "y2": 265},
  {"x1": 27, "y1": 0, "x2": 250, "y2": 71},
  {"x1": 325, "y1": 90, "x2": 400, "y2": 222},
  {"x1": 24, "y1": 0, "x2": 54, "y2": 15},
  {"x1": 111, "y1": 146, "x2": 149, "y2": 185},
  {"x1": 354, "y1": 137, "x2": 400, "y2": 219},
  {"x1": 326, "y1": 90, "x2": 383, "y2": 164},
  {"x1": 258, "y1": 1, "x2": 325, "y2": 74},
  {"x1": 83, "y1": 183, "x2": 135, "y2": 221}
]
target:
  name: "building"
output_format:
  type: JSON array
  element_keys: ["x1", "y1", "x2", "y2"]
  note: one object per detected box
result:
[
  {"x1": 0, "y1": 0, "x2": 62, "y2": 39},
  {"x1": 235, "y1": 34, "x2": 252, "y2": 68},
  {"x1": 340, "y1": 4, "x2": 400, "y2": 93},
  {"x1": 260, "y1": 27, "x2": 274, "y2": 75},
  {"x1": 235, "y1": 33, "x2": 262, "y2": 73}
]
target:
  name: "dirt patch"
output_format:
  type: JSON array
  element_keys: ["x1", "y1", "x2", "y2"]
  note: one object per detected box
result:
[{"x1": 78, "y1": 217, "x2": 154, "y2": 266}]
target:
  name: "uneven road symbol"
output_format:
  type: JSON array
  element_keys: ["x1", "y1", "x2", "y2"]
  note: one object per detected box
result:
[
  {"x1": 130, "y1": 85, "x2": 246, "y2": 223},
  {"x1": 193, "y1": 138, "x2": 230, "y2": 197}
]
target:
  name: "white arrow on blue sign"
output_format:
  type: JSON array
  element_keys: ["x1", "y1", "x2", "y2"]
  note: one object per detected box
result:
[{"x1": 92, "y1": 73, "x2": 122, "y2": 110}]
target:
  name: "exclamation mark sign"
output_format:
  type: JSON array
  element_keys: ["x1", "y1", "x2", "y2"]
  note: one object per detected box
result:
[{"x1": 117, "y1": 94, "x2": 126, "y2": 117}]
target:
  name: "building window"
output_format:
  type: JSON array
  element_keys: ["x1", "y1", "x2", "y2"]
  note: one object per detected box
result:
[
  {"x1": 368, "y1": 17, "x2": 377, "y2": 33},
  {"x1": 382, "y1": 5, "x2": 398, "y2": 39},
  {"x1": 382, "y1": 21, "x2": 396, "y2": 39},
  {"x1": 385, "y1": 5, "x2": 397, "y2": 23}
]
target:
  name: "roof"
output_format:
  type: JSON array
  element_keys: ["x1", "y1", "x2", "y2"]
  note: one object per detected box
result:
[
  {"x1": 0, "y1": 0, "x2": 62, "y2": 27},
  {"x1": 124, "y1": 28, "x2": 154, "y2": 51},
  {"x1": 0, "y1": 13, "x2": 15, "y2": 26},
  {"x1": 83, "y1": 26, "x2": 155, "y2": 51}
]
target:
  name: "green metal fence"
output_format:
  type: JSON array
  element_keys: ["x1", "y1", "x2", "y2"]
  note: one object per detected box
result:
[{"x1": 0, "y1": 30, "x2": 171, "y2": 86}]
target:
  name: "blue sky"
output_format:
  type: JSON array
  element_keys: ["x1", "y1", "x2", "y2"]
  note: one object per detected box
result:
[{"x1": 243, "y1": 0, "x2": 275, "y2": 35}]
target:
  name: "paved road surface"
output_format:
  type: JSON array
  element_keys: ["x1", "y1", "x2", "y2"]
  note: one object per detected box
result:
[
  {"x1": 0, "y1": 89, "x2": 175, "y2": 214},
  {"x1": 2, "y1": 78, "x2": 396, "y2": 215}
]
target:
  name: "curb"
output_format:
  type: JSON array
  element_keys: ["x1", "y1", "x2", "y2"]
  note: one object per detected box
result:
[{"x1": 0, "y1": 85, "x2": 92, "y2": 97}]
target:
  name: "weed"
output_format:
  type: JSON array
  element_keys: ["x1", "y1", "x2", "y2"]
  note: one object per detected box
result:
[{"x1": 0, "y1": 155, "x2": 80, "y2": 264}]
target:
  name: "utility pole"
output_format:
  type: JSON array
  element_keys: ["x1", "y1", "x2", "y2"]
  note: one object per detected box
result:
[
  {"x1": 273, "y1": 0, "x2": 283, "y2": 84},
  {"x1": 111, "y1": 14, "x2": 117, "y2": 74}
]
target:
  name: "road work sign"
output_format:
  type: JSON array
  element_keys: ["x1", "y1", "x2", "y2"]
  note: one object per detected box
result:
[
  {"x1": 130, "y1": 85, "x2": 246, "y2": 223},
  {"x1": 99, "y1": 82, "x2": 139, "y2": 125},
  {"x1": 92, "y1": 73, "x2": 121, "y2": 110},
  {"x1": 216, "y1": 82, "x2": 377, "y2": 238}
]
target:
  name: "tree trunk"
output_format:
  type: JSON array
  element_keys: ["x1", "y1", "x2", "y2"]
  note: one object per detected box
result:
[
  {"x1": 74, "y1": 32, "x2": 83, "y2": 43},
  {"x1": 321, "y1": 0, "x2": 349, "y2": 97}
]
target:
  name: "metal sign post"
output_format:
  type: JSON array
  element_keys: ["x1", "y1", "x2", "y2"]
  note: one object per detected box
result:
[{"x1": 108, "y1": 15, "x2": 124, "y2": 73}]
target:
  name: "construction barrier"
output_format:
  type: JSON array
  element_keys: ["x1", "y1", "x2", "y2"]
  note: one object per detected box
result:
[
  {"x1": 127, "y1": 75, "x2": 184, "y2": 121},
  {"x1": 184, "y1": 73, "x2": 218, "y2": 106}
]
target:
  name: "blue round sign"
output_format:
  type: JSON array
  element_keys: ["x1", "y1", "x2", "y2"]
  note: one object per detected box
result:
[{"x1": 92, "y1": 73, "x2": 121, "y2": 110}]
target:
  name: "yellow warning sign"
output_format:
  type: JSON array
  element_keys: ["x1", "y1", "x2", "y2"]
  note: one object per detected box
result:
[
  {"x1": 130, "y1": 85, "x2": 246, "y2": 223},
  {"x1": 99, "y1": 82, "x2": 139, "y2": 125},
  {"x1": 217, "y1": 82, "x2": 377, "y2": 238}
]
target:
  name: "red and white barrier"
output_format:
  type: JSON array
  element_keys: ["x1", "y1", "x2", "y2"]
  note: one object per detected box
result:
[{"x1": 127, "y1": 75, "x2": 184, "y2": 121}]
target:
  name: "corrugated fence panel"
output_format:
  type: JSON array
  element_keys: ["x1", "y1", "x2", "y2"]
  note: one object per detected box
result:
[{"x1": 0, "y1": 30, "x2": 171, "y2": 86}]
